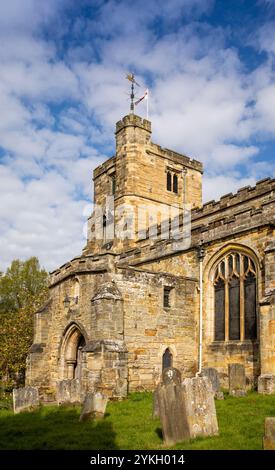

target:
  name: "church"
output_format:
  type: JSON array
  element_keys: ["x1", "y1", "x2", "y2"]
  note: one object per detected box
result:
[{"x1": 25, "y1": 113, "x2": 275, "y2": 401}]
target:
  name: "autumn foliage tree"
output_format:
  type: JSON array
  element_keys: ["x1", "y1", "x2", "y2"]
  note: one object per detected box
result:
[{"x1": 0, "y1": 257, "x2": 48, "y2": 389}]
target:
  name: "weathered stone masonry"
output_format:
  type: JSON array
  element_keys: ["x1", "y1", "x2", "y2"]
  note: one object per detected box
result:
[{"x1": 26, "y1": 113, "x2": 275, "y2": 400}]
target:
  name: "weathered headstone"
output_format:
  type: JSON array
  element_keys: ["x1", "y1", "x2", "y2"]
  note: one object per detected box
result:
[
  {"x1": 56, "y1": 379, "x2": 82, "y2": 405},
  {"x1": 263, "y1": 417, "x2": 275, "y2": 450},
  {"x1": 79, "y1": 392, "x2": 108, "y2": 421},
  {"x1": 182, "y1": 376, "x2": 219, "y2": 438},
  {"x1": 201, "y1": 368, "x2": 224, "y2": 399},
  {"x1": 215, "y1": 391, "x2": 224, "y2": 400},
  {"x1": 156, "y1": 368, "x2": 191, "y2": 445},
  {"x1": 152, "y1": 389, "x2": 160, "y2": 418},
  {"x1": 228, "y1": 363, "x2": 246, "y2": 397},
  {"x1": 13, "y1": 386, "x2": 40, "y2": 414},
  {"x1": 258, "y1": 374, "x2": 275, "y2": 395}
]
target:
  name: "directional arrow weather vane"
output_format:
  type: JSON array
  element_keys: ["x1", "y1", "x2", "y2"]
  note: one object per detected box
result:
[
  {"x1": 126, "y1": 73, "x2": 140, "y2": 114},
  {"x1": 126, "y1": 73, "x2": 149, "y2": 118}
]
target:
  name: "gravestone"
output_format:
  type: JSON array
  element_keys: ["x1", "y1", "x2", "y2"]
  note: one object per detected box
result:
[
  {"x1": 201, "y1": 368, "x2": 224, "y2": 400},
  {"x1": 263, "y1": 417, "x2": 275, "y2": 450},
  {"x1": 79, "y1": 392, "x2": 108, "y2": 421},
  {"x1": 228, "y1": 363, "x2": 246, "y2": 397},
  {"x1": 156, "y1": 368, "x2": 191, "y2": 445},
  {"x1": 182, "y1": 376, "x2": 219, "y2": 438},
  {"x1": 56, "y1": 379, "x2": 82, "y2": 405},
  {"x1": 258, "y1": 374, "x2": 275, "y2": 395},
  {"x1": 152, "y1": 389, "x2": 160, "y2": 418},
  {"x1": 13, "y1": 386, "x2": 40, "y2": 414}
]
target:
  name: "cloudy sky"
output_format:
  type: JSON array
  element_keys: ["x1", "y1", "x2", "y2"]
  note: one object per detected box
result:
[{"x1": 0, "y1": 0, "x2": 275, "y2": 272}]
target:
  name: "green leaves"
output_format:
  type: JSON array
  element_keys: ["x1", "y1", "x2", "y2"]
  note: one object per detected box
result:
[
  {"x1": 0, "y1": 257, "x2": 48, "y2": 315},
  {"x1": 0, "y1": 257, "x2": 49, "y2": 388}
]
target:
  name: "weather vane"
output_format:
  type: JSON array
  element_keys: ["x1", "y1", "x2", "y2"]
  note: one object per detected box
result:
[{"x1": 126, "y1": 73, "x2": 140, "y2": 114}]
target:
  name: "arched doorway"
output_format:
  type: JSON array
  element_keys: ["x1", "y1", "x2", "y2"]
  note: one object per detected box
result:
[
  {"x1": 74, "y1": 336, "x2": 85, "y2": 380},
  {"x1": 60, "y1": 323, "x2": 87, "y2": 380}
]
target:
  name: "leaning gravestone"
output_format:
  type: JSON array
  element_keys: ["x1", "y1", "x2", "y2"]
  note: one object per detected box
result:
[
  {"x1": 263, "y1": 417, "x2": 275, "y2": 450},
  {"x1": 201, "y1": 368, "x2": 224, "y2": 400},
  {"x1": 79, "y1": 392, "x2": 108, "y2": 422},
  {"x1": 182, "y1": 376, "x2": 219, "y2": 438},
  {"x1": 13, "y1": 386, "x2": 40, "y2": 414},
  {"x1": 228, "y1": 363, "x2": 246, "y2": 397},
  {"x1": 155, "y1": 368, "x2": 191, "y2": 446},
  {"x1": 56, "y1": 379, "x2": 82, "y2": 405}
]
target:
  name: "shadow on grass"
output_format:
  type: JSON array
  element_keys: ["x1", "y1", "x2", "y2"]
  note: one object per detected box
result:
[
  {"x1": 0, "y1": 406, "x2": 118, "y2": 450},
  {"x1": 1, "y1": 392, "x2": 275, "y2": 450},
  {"x1": 155, "y1": 427, "x2": 163, "y2": 440}
]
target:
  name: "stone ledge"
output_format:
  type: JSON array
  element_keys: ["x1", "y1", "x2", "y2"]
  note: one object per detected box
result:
[
  {"x1": 208, "y1": 340, "x2": 259, "y2": 353},
  {"x1": 83, "y1": 340, "x2": 128, "y2": 353}
]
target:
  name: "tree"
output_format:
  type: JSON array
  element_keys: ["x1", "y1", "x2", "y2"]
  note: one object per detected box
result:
[
  {"x1": 0, "y1": 257, "x2": 48, "y2": 389},
  {"x1": 0, "y1": 257, "x2": 48, "y2": 315}
]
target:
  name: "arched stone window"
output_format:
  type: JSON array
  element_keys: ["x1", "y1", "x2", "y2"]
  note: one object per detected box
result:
[
  {"x1": 213, "y1": 252, "x2": 257, "y2": 341},
  {"x1": 167, "y1": 171, "x2": 172, "y2": 191},
  {"x1": 162, "y1": 348, "x2": 173, "y2": 370},
  {"x1": 72, "y1": 279, "x2": 80, "y2": 305},
  {"x1": 173, "y1": 174, "x2": 178, "y2": 193}
]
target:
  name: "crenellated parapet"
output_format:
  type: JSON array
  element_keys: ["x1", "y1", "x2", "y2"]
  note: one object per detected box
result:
[
  {"x1": 115, "y1": 114, "x2": 152, "y2": 134},
  {"x1": 147, "y1": 143, "x2": 203, "y2": 173},
  {"x1": 49, "y1": 253, "x2": 117, "y2": 287},
  {"x1": 192, "y1": 178, "x2": 275, "y2": 221}
]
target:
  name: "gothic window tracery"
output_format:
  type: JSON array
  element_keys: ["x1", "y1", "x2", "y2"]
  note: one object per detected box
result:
[{"x1": 213, "y1": 252, "x2": 257, "y2": 341}]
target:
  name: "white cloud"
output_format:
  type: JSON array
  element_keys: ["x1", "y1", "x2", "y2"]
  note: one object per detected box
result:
[
  {"x1": 255, "y1": 84, "x2": 275, "y2": 134},
  {"x1": 203, "y1": 175, "x2": 256, "y2": 203},
  {"x1": 0, "y1": 0, "x2": 274, "y2": 272}
]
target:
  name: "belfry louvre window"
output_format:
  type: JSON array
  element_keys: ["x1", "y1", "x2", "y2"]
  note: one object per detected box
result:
[
  {"x1": 167, "y1": 171, "x2": 172, "y2": 191},
  {"x1": 173, "y1": 174, "x2": 178, "y2": 193},
  {"x1": 214, "y1": 252, "x2": 257, "y2": 341},
  {"x1": 167, "y1": 170, "x2": 178, "y2": 193}
]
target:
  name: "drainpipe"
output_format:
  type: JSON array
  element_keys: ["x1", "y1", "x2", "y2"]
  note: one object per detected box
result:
[{"x1": 196, "y1": 241, "x2": 205, "y2": 376}]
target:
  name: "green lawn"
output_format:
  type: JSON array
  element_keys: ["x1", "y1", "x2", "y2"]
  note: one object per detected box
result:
[{"x1": 0, "y1": 392, "x2": 274, "y2": 450}]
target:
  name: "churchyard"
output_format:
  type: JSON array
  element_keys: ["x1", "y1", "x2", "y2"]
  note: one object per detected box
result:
[{"x1": 0, "y1": 391, "x2": 275, "y2": 450}]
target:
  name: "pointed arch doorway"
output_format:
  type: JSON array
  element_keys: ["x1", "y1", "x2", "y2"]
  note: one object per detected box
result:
[{"x1": 61, "y1": 323, "x2": 87, "y2": 380}]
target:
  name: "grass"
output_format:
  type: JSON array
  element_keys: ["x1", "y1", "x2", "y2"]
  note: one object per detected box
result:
[{"x1": 0, "y1": 391, "x2": 274, "y2": 450}]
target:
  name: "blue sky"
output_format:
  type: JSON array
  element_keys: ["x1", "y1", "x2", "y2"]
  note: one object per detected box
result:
[{"x1": 0, "y1": 0, "x2": 275, "y2": 271}]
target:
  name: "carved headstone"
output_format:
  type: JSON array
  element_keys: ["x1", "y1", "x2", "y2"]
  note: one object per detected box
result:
[
  {"x1": 182, "y1": 376, "x2": 219, "y2": 438},
  {"x1": 156, "y1": 368, "x2": 191, "y2": 445},
  {"x1": 228, "y1": 363, "x2": 246, "y2": 397},
  {"x1": 13, "y1": 386, "x2": 40, "y2": 414},
  {"x1": 56, "y1": 379, "x2": 82, "y2": 405},
  {"x1": 79, "y1": 392, "x2": 108, "y2": 421},
  {"x1": 201, "y1": 368, "x2": 224, "y2": 400},
  {"x1": 263, "y1": 417, "x2": 275, "y2": 450}
]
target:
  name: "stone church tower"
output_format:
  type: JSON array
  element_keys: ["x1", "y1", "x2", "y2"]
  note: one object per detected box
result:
[{"x1": 26, "y1": 113, "x2": 275, "y2": 402}]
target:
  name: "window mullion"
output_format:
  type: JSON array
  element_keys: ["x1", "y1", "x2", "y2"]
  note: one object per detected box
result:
[
  {"x1": 240, "y1": 255, "x2": 245, "y2": 341},
  {"x1": 225, "y1": 256, "x2": 229, "y2": 341}
]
